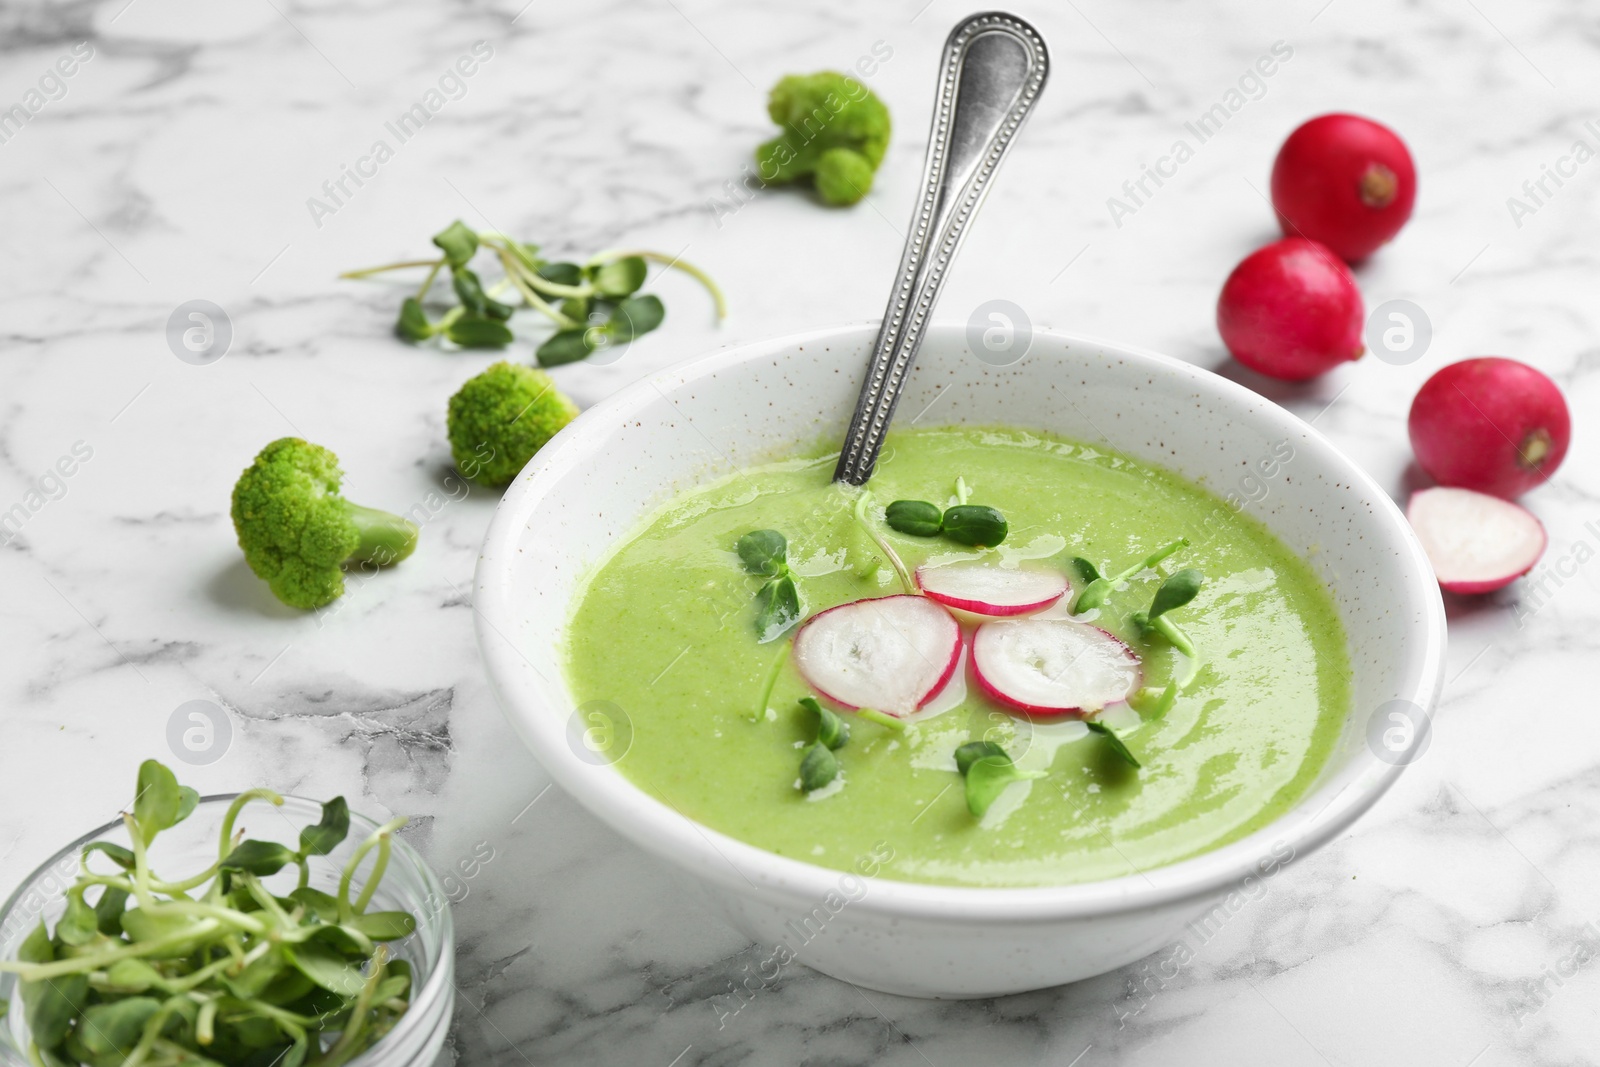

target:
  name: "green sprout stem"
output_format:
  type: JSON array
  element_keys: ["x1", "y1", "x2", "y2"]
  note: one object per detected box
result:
[
  {"x1": 337, "y1": 817, "x2": 408, "y2": 922},
  {"x1": 1152, "y1": 615, "x2": 1197, "y2": 659},
  {"x1": 852, "y1": 491, "x2": 915, "y2": 594},
  {"x1": 955, "y1": 476, "x2": 970, "y2": 505},
  {"x1": 493, "y1": 245, "x2": 581, "y2": 328},
  {"x1": 337, "y1": 259, "x2": 443, "y2": 279},
  {"x1": 852, "y1": 707, "x2": 907, "y2": 732},
  {"x1": 218, "y1": 789, "x2": 283, "y2": 862},
  {"x1": 315, "y1": 946, "x2": 387, "y2": 1067},
  {"x1": 754, "y1": 642, "x2": 791, "y2": 723},
  {"x1": 414, "y1": 258, "x2": 445, "y2": 301}
]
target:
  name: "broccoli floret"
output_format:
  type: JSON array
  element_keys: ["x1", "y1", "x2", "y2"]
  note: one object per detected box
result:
[
  {"x1": 230, "y1": 438, "x2": 418, "y2": 610},
  {"x1": 447, "y1": 362, "x2": 579, "y2": 487},
  {"x1": 756, "y1": 72, "x2": 891, "y2": 206}
]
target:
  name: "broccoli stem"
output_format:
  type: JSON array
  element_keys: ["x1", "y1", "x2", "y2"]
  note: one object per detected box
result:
[{"x1": 344, "y1": 503, "x2": 419, "y2": 567}]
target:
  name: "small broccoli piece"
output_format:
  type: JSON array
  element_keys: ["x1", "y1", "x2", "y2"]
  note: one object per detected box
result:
[
  {"x1": 230, "y1": 438, "x2": 419, "y2": 610},
  {"x1": 447, "y1": 361, "x2": 579, "y2": 487},
  {"x1": 756, "y1": 72, "x2": 891, "y2": 206}
]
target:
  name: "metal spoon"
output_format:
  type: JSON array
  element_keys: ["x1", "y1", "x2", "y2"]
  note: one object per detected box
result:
[{"x1": 833, "y1": 11, "x2": 1049, "y2": 486}]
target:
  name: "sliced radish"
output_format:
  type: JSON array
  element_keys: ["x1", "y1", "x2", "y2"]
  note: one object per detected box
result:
[
  {"x1": 971, "y1": 618, "x2": 1141, "y2": 716},
  {"x1": 915, "y1": 562, "x2": 1069, "y2": 617},
  {"x1": 1407, "y1": 486, "x2": 1546, "y2": 594},
  {"x1": 792, "y1": 595, "x2": 961, "y2": 717}
]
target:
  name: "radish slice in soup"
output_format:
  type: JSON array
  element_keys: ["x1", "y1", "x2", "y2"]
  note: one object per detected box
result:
[
  {"x1": 915, "y1": 562, "x2": 1068, "y2": 617},
  {"x1": 792, "y1": 595, "x2": 961, "y2": 717},
  {"x1": 971, "y1": 618, "x2": 1141, "y2": 716}
]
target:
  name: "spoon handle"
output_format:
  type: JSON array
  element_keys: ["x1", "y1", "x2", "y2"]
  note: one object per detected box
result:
[{"x1": 833, "y1": 11, "x2": 1049, "y2": 486}]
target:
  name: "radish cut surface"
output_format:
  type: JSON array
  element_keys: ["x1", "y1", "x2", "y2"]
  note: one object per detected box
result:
[
  {"x1": 792, "y1": 595, "x2": 961, "y2": 717},
  {"x1": 1407, "y1": 486, "x2": 1546, "y2": 594},
  {"x1": 915, "y1": 562, "x2": 1068, "y2": 617},
  {"x1": 971, "y1": 618, "x2": 1141, "y2": 716}
]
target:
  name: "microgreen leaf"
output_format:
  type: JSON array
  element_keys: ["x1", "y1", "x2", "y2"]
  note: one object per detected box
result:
[
  {"x1": 737, "y1": 529, "x2": 788, "y2": 577},
  {"x1": 884, "y1": 500, "x2": 943, "y2": 538},
  {"x1": 396, "y1": 297, "x2": 435, "y2": 341},
  {"x1": 175, "y1": 785, "x2": 201, "y2": 826},
  {"x1": 94, "y1": 887, "x2": 130, "y2": 936},
  {"x1": 451, "y1": 267, "x2": 516, "y2": 321},
  {"x1": 430, "y1": 220, "x2": 479, "y2": 267},
  {"x1": 590, "y1": 255, "x2": 648, "y2": 298},
  {"x1": 57, "y1": 893, "x2": 99, "y2": 947},
  {"x1": 22, "y1": 970, "x2": 87, "y2": 1050},
  {"x1": 606, "y1": 294, "x2": 665, "y2": 343},
  {"x1": 536, "y1": 328, "x2": 594, "y2": 367},
  {"x1": 1085, "y1": 721, "x2": 1142, "y2": 768},
  {"x1": 221, "y1": 839, "x2": 299, "y2": 876},
  {"x1": 1148, "y1": 568, "x2": 1204, "y2": 620},
  {"x1": 76, "y1": 997, "x2": 162, "y2": 1060},
  {"x1": 953, "y1": 740, "x2": 1007, "y2": 776},
  {"x1": 941, "y1": 505, "x2": 1008, "y2": 548},
  {"x1": 800, "y1": 696, "x2": 849, "y2": 750},
  {"x1": 444, "y1": 314, "x2": 514, "y2": 349},
  {"x1": 1071, "y1": 557, "x2": 1102, "y2": 584},
  {"x1": 133, "y1": 759, "x2": 182, "y2": 846},
  {"x1": 348, "y1": 910, "x2": 418, "y2": 940},
  {"x1": 288, "y1": 886, "x2": 342, "y2": 923},
  {"x1": 299, "y1": 796, "x2": 351, "y2": 858},
  {"x1": 286, "y1": 941, "x2": 367, "y2": 997},
  {"x1": 755, "y1": 575, "x2": 801, "y2": 643},
  {"x1": 799, "y1": 741, "x2": 839, "y2": 792},
  {"x1": 82, "y1": 840, "x2": 136, "y2": 871},
  {"x1": 961, "y1": 753, "x2": 1045, "y2": 817},
  {"x1": 104, "y1": 958, "x2": 163, "y2": 993},
  {"x1": 538, "y1": 261, "x2": 584, "y2": 287}
]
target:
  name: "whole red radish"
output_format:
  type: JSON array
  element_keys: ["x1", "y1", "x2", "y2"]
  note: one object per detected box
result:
[
  {"x1": 1408, "y1": 358, "x2": 1570, "y2": 498},
  {"x1": 1271, "y1": 113, "x2": 1416, "y2": 262},
  {"x1": 1216, "y1": 237, "x2": 1365, "y2": 380}
]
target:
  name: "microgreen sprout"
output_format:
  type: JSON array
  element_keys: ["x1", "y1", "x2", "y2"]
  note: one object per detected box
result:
[
  {"x1": 736, "y1": 530, "x2": 803, "y2": 642},
  {"x1": 852, "y1": 492, "x2": 915, "y2": 593},
  {"x1": 800, "y1": 696, "x2": 850, "y2": 751},
  {"x1": 1085, "y1": 720, "x2": 1141, "y2": 768},
  {"x1": 0, "y1": 760, "x2": 416, "y2": 1067},
  {"x1": 1131, "y1": 568, "x2": 1205, "y2": 664},
  {"x1": 1071, "y1": 538, "x2": 1188, "y2": 614},
  {"x1": 878, "y1": 485, "x2": 1008, "y2": 550},
  {"x1": 953, "y1": 741, "x2": 1045, "y2": 817},
  {"x1": 343, "y1": 220, "x2": 725, "y2": 367},
  {"x1": 1132, "y1": 680, "x2": 1180, "y2": 721},
  {"x1": 798, "y1": 698, "x2": 846, "y2": 792}
]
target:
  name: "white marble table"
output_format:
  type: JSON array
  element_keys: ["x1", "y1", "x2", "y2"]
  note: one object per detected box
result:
[{"x1": 3, "y1": 0, "x2": 1597, "y2": 1063}]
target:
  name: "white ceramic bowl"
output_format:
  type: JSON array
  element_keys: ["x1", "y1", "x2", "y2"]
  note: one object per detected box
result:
[{"x1": 474, "y1": 323, "x2": 1447, "y2": 998}]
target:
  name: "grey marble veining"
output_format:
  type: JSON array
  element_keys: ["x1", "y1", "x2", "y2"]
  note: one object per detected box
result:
[{"x1": 2, "y1": 0, "x2": 1599, "y2": 1063}]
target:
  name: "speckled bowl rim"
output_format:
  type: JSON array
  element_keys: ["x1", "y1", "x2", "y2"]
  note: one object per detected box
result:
[{"x1": 474, "y1": 323, "x2": 1448, "y2": 923}]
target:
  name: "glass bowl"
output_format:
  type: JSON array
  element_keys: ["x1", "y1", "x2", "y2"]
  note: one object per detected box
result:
[{"x1": 0, "y1": 795, "x2": 454, "y2": 1066}]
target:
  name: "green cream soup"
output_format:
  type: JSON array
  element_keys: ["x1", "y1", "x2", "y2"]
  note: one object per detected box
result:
[{"x1": 564, "y1": 426, "x2": 1348, "y2": 888}]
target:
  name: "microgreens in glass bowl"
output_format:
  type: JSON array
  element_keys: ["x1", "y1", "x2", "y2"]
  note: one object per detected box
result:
[{"x1": 0, "y1": 761, "x2": 454, "y2": 1067}]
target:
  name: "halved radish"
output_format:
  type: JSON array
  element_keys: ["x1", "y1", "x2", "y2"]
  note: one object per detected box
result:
[
  {"x1": 915, "y1": 562, "x2": 1068, "y2": 617},
  {"x1": 1407, "y1": 486, "x2": 1546, "y2": 594},
  {"x1": 792, "y1": 595, "x2": 961, "y2": 717},
  {"x1": 971, "y1": 618, "x2": 1141, "y2": 716}
]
